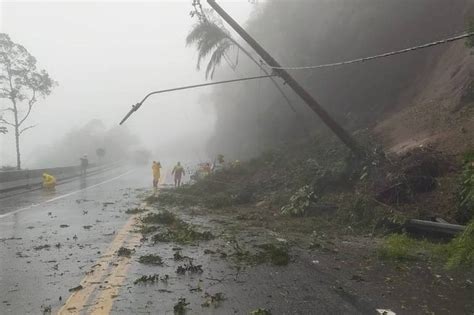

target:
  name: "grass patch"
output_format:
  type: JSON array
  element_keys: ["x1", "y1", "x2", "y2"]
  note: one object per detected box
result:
[
  {"x1": 445, "y1": 220, "x2": 474, "y2": 269},
  {"x1": 142, "y1": 210, "x2": 177, "y2": 225},
  {"x1": 152, "y1": 224, "x2": 213, "y2": 244},
  {"x1": 228, "y1": 239, "x2": 290, "y2": 266},
  {"x1": 159, "y1": 190, "x2": 198, "y2": 207},
  {"x1": 379, "y1": 225, "x2": 474, "y2": 270},
  {"x1": 378, "y1": 234, "x2": 431, "y2": 261},
  {"x1": 138, "y1": 254, "x2": 163, "y2": 266}
]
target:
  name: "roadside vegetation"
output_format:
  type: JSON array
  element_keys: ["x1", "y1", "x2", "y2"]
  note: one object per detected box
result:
[
  {"x1": 144, "y1": 131, "x2": 473, "y2": 272},
  {"x1": 379, "y1": 220, "x2": 474, "y2": 269}
]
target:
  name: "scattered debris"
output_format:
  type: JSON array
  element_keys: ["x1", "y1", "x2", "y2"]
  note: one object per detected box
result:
[
  {"x1": 34, "y1": 244, "x2": 51, "y2": 251},
  {"x1": 250, "y1": 308, "x2": 272, "y2": 315},
  {"x1": 41, "y1": 304, "x2": 52, "y2": 314},
  {"x1": 173, "y1": 251, "x2": 188, "y2": 261},
  {"x1": 138, "y1": 254, "x2": 163, "y2": 266},
  {"x1": 125, "y1": 207, "x2": 147, "y2": 214},
  {"x1": 176, "y1": 261, "x2": 203, "y2": 274},
  {"x1": 68, "y1": 285, "x2": 83, "y2": 292},
  {"x1": 117, "y1": 247, "x2": 134, "y2": 257},
  {"x1": 173, "y1": 297, "x2": 189, "y2": 315},
  {"x1": 201, "y1": 292, "x2": 225, "y2": 308},
  {"x1": 133, "y1": 274, "x2": 160, "y2": 285},
  {"x1": 142, "y1": 210, "x2": 177, "y2": 225}
]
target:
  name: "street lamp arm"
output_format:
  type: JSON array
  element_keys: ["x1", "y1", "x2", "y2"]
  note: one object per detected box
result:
[{"x1": 119, "y1": 74, "x2": 276, "y2": 125}]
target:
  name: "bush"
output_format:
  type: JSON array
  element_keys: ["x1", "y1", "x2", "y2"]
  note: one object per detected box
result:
[
  {"x1": 457, "y1": 151, "x2": 474, "y2": 223},
  {"x1": 281, "y1": 185, "x2": 317, "y2": 216},
  {"x1": 203, "y1": 192, "x2": 233, "y2": 209},
  {"x1": 445, "y1": 220, "x2": 474, "y2": 269}
]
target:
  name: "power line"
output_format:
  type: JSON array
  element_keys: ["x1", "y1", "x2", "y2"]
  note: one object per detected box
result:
[
  {"x1": 269, "y1": 32, "x2": 474, "y2": 70},
  {"x1": 119, "y1": 74, "x2": 276, "y2": 125}
]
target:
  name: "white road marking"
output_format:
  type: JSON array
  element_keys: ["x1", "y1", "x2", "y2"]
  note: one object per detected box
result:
[{"x1": 0, "y1": 170, "x2": 132, "y2": 219}]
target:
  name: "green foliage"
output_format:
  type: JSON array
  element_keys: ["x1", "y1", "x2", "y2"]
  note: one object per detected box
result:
[
  {"x1": 378, "y1": 234, "x2": 427, "y2": 261},
  {"x1": 138, "y1": 254, "x2": 163, "y2": 266},
  {"x1": 117, "y1": 247, "x2": 133, "y2": 257},
  {"x1": 281, "y1": 185, "x2": 317, "y2": 216},
  {"x1": 133, "y1": 274, "x2": 160, "y2": 285},
  {"x1": 203, "y1": 192, "x2": 233, "y2": 209},
  {"x1": 186, "y1": 20, "x2": 234, "y2": 79},
  {"x1": 142, "y1": 210, "x2": 177, "y2": 225},
  {"x1": 152, "y1": 221, "x2": 213, "y2": 244},
  {"x1": 457, "y1": 151, "x2": 474, "y2": 222},
  {"x1": 174, "y1": 297, "x2": 189, "y2": 315},
  {"x1": 445, "y1": 220, "x2": 474, "y2": 269},
  {"x1": 379, "y1": 225, "x2": 474, "y2": 269},
  {"x1": 336, "y1": 196, "x2": 387, "y2": 231}
]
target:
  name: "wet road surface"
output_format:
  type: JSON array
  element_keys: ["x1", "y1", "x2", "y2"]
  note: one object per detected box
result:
[
  {"x1": 1, "y1": 166, "x2": 379, "y2": 314},
  {"x1": 0, "y1": 166, "x2": 148, "y2": 314}
]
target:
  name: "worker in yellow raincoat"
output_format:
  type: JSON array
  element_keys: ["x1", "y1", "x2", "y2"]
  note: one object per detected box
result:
[
  {"x1": 42, "y1": 173, "x2": 56, "y2": 189},
  {"x1": 152, "y1": 161, "x2": 161, "y2": 189}
]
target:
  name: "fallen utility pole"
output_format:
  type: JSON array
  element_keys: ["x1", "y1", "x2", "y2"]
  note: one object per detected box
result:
[
  {"x1": 406, "y1": 219, "x2": 465, "y2": 236},
  {"x1": 207, "y1": 0, "x2": 363, "y2": 156}
]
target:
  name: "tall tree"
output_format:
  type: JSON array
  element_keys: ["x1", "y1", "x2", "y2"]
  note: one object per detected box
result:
[
  {"x1": 0, "y1": 33, "x2": 55, "y2": 169},
  {"x1": 186, "y1": 1, "x2": 300, "y2": 115}
]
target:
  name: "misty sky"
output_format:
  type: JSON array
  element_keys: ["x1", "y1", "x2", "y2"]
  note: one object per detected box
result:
[{"x1": 0, "y1": 0, "x2": 254, "y2": 167}]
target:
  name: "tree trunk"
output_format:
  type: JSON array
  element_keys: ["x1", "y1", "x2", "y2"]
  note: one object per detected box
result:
[{"x1": 12, "y1": 102, "x2": 21, "y2": 170}]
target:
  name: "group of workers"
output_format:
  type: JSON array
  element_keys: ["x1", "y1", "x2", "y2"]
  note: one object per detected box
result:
[{"x1": 152, "y1": 161, "x2": 186, "y2": 189}]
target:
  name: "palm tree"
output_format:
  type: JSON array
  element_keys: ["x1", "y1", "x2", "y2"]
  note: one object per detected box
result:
[{"x1": 186, "y1": 19, "x2": 301, "y2": 115}]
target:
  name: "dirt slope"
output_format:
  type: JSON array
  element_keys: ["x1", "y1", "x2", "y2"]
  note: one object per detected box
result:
[{"x1": 374, "y1": 39, "x2": 474, "y2": 155}]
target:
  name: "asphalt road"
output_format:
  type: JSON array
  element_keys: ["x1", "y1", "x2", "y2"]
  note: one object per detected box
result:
[
  {"x1": 0, "y1": 166, "x2": 379, "y2": 315},
  {"x1": 0, "y1": 166, "x2": 149, "y2": 314}
]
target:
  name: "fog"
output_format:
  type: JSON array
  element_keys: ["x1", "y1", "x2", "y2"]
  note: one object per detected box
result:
[
  {"x1": 205, "y1": 0, "x2": 470, "y2": 159},
  {"x1": 0, "y1": 0, "x2": 253, "y2": 168},
  {"x1": 0, "y1": 0, "x2": 471, "y2": 169}
]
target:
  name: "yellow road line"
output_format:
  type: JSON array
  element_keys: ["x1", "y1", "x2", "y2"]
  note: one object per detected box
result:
[
  {"x1": 58, "y1": 168, "x2": 165, "y2": 314},
  {"x1": 57, "y1": 215, "x2": 139, "y2": 314},
  {"x1": 89, "y1": 232, "x2": 142, "y2": 314}
]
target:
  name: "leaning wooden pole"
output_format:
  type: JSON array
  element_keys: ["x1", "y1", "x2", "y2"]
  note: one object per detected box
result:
[{"x1": 207, "y1": 0, "x2": 363, "y2": 156}]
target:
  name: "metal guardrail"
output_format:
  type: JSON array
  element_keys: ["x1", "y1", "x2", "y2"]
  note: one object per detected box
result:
[{"x1": 0, "y1": 163, "x2": 110, "y2": 193}]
